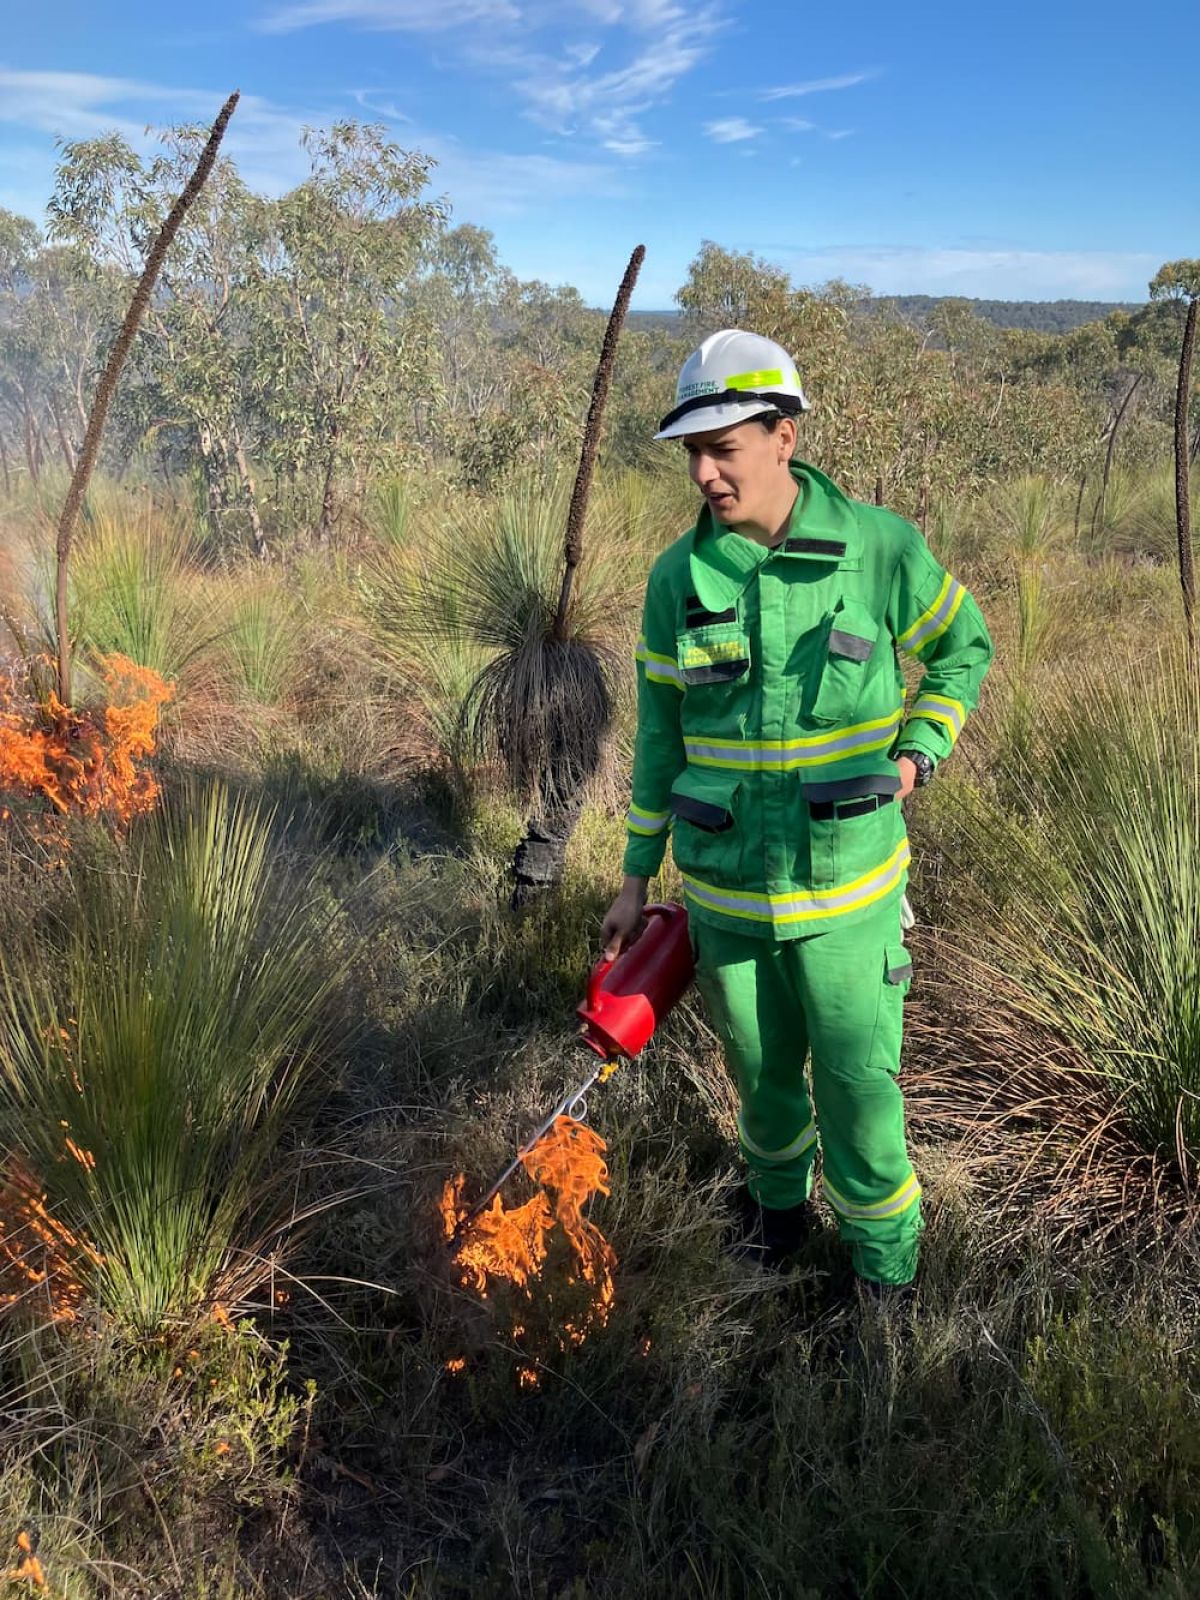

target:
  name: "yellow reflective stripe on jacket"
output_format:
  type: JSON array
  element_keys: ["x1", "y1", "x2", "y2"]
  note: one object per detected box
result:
[
  {"x1": 626, "y1": 803, "x2": 670, "y2": 837},
  {"x1": 683, "y1": 710, "x2": 902, "y2": 772},
  {"x1": 908, "y1": 692, "x2": 966, "y2": 744},
  {"x1": 683, "y1": 839, "x2": 910, "y2": 926},
  {"x1": 635, "y1": 634, "x2": 684, "y2": 690},
  {"x1": 738, "y1": 1115, "x2": 817, "y2": 1165},
  {"x1": 822, "y1": 1171, "x2": 921, "y2": 1221},
  {"x1": 897, "y1": 573, "x2": 966, "y2": 656}
]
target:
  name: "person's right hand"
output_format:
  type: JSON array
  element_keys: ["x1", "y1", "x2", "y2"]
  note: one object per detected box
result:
[{"x1": 600, "y1": 877, "x2": 649, "y2": 961}]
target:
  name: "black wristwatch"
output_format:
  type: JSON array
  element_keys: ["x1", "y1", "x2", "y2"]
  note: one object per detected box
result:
[{"x1": 897, "y1": 750, "x2": 935, "y2": 788}]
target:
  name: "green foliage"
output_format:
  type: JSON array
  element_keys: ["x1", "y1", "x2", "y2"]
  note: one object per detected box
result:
[
  {"x1": 0, "y1": 784, "x2": 353, "y2": 1334},
  {"x1": 65, "y1": 493, "x2": 215, "y2": 684}
]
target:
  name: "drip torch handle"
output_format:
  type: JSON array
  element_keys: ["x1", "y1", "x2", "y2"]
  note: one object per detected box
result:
[{"x1": 586, "y1": 955, "x2": 614, "y2": 1012}]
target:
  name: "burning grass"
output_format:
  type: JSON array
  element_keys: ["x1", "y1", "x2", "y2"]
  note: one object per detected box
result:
[
  {"x1": 441, "y1": 1115, "x2": 617, "y2": 1361},
  {"x1": 0, "y1": 652, "x2": 173, "y2": 851}
]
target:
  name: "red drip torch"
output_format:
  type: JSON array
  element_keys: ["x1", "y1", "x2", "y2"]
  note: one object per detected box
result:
[{"x1": 455, "y1": 903, "x2": 694, "y2": 1232}]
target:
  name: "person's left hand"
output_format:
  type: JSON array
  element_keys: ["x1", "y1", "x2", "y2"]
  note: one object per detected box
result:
[{"x1": 895, "y1": 755, "x2": 918, "y2": 802}]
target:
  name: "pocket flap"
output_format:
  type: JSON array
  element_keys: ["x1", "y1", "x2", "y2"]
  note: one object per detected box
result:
[
  {"x1": 676, "y1": 622, "x2": 750, "y2": 685},
  {"x1": 828, "y1": 598, "x2": 878, "y2": 662},
  {"x1": 803, "y1": 773, "x2": 901, "y2": 803},
  {"x1": 885, "y1": 943, "x2": 913, "y2": 986},
  {"x1": 671, "y1": 766, "x2": 740, "y2": 830}
]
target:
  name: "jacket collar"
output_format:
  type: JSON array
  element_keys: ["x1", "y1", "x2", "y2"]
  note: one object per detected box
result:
[{"x1": 688, "y1": 459, "x2": 861, "y2": 614}]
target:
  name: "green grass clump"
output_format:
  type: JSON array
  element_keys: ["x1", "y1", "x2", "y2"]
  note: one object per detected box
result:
[{"x1": 0, "y1": 783, "x2": 355, "y2": 1335}]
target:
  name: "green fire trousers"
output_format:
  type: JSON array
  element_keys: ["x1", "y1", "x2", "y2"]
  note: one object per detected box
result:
[{"x1": 693, "y1": 894, "x2": 921, "y2": 1286}]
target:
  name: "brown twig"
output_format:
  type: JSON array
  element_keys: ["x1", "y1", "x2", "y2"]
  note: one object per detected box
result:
[
  {"x1": 54, "y1": 90, "x2": 240, "y2": 705},
  {"x1": 552, "y1": 244, "x2": 645, "y2": 643}
]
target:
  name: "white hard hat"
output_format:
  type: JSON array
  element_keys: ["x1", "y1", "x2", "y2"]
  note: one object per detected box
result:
[{"x1": 655, "y1": 328, "x2": 811, "y2": 441}]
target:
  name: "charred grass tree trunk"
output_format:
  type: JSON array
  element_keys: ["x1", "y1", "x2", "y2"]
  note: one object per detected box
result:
[
  {"x1": 511, "y1": 244, "x2": 645, "y2": 908},
  {"x1": 1173, "y1": 297, "x2": 1197, "y2": 658},
  {"x1": 54, "y1": 91, "x2": 239, "y2": 705}
]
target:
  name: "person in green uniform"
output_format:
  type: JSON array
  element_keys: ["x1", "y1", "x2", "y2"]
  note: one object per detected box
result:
[{"x1": 600, "y1": 329, "x2": 993, "y2": 1293}]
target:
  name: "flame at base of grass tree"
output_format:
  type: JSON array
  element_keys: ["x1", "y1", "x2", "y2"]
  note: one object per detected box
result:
[
  {"x1": 441, "y1": 1116, "x2": 618, "y2": 1367},
  {"x1": 0, "y1": 652, "x2": 174, "y2": 848},
  {"x1": 0, "y1": 1157, "x2": 102, "y2": 1325}
]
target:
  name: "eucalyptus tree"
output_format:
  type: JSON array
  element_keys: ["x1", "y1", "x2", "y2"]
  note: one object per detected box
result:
[
  {"x1": 251, "y1": 122, "x2": 445, "y2": 542},
  {"x1": 46, "y1": 127, "x2": 268, "y2": 553}
]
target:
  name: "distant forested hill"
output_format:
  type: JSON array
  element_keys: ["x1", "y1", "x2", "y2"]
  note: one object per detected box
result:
[
  {"x1": 630, "y1": 298, "x2": 1143, "y2": 334},
  {"x1": 866, "y1": 295, "x2": 1142, "y2": 332}
]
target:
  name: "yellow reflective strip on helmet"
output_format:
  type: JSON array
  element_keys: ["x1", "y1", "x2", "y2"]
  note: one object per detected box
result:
[
  {"x1": 737, "y1": 1116, "x2": 817, "y2": 1164},
  {"x1": 726, "y1": 367, "x2": 785, "y2": 390}
]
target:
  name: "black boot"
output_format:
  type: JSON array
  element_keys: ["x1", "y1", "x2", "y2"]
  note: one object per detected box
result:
[
  {"x1": 856, "y1": 1276, "x2": 917, "y2": 1313},
  {"x1": 726, "y1": 1183, "x2": 815, "y2": 1270}
]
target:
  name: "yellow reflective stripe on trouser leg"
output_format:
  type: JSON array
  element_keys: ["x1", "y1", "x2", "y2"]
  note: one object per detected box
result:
[
  {"x1": 737, "y1": 1115, "x2": 817, "y2": 1165},
  {"x1": 822, "y1": 1172, "x2": 921, "y2": 1221}
]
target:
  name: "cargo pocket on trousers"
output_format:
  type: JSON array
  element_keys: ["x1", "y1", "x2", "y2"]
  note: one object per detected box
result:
[{"x1": 879, "y1": 942, "x2": 912, "y2": 1075}]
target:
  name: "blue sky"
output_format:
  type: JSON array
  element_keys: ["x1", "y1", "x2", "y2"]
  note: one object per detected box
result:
[{"x1": 0, "y1": 0, "x2": 1194, "y2": 307}]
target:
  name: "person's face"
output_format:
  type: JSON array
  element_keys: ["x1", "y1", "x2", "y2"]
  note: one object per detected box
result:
[{"x1": 682, "y1": 416, "x2": 796, "y2": 528}]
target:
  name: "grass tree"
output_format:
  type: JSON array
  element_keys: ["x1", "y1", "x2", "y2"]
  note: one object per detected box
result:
[
  {"x1": 1150, "y1": 260, "x2": 1200, "y2": 656},
  {"x1": 0, "y1": 784, "x2": 353, "y2": 1336}
]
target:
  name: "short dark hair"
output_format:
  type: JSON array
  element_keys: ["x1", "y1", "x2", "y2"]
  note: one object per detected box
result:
[{"x1": 758, "y1": 411, "x2": 783, "y2": 432}]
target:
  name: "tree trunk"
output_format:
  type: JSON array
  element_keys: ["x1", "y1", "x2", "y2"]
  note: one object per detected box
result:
[
  {"x1": 198, "y1": 423, "x2": 231, "y2": 538},
  {"x1": 0, "y1": 428, "x2": 10, "y2": 496},
  {"x1": 1174, "y1": 297, "x2": 1197, "y2": 657},
  {"x1": 510, "y1": 794, "x2": 587, "y2": 908},
  {"x1": 232, "y1": 429, "x2": 268, "y2": 560},
  {"x1": 1073, "y1": 471, "x2": 1088, "y2": 542},
  {"x1": 317, "y1": 424, "x2": 340, "y2": 546},
  {"x1": 54, "y1": 90, "x2": 239, "y2": 705},
  {"x1": 553, "y1": 244, "x2": 645, "y2": 641},
  {"x1": 1091, "y1": 372, "x2": 1143, "y2": 542},
  {"x1": 22, "y1": 400, "x2": 39, "y2": 484},
  {"x1": 48, "y1": 397, "x2": 77, "y2": 474}
]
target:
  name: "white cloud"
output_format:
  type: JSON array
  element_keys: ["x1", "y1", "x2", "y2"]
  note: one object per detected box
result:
[
  {"x1": 776, "y1": 245, "x2": 1158, "y2": 300},
  {"x1": 759, "y1": 71, "x2": 875, "y2": 102},
  {"x1": 825, "y1": 129, "x2": 854, "y2": 141},
  {"x1": 778, "y1": 116, "x2": 815, "y2": 132},
  {"x1": 0, "y1": 66, "x2": 625, "y2": 228},
  {"x1": 704, "y1": 117, "x2": 762, "y2": 144},
  {"x1": 257, "y1": 0, "x2": 519, "y2": 34}
]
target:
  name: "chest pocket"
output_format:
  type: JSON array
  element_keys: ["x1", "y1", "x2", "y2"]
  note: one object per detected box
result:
[
  {"x1": 808, "y1": 597, "x2": 878, "y2": 727},
  {"x1": 676, "y1": 619, "x2": 751, "y2": 687}
]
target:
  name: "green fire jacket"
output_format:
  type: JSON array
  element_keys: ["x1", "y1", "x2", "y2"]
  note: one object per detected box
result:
[{"x1": 622, "y1": 459, "x2": 993, "y2": 939}]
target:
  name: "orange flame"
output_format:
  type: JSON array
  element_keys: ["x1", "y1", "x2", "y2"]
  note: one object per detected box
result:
[
  {"x1": 0, "y1": 1159, "x2": 102, "y2": 1324},
  {"x1": 0, "y1": 652, "x2": 173, "y2": 852},
  {"x1": 7, "y1": 1529, "x2": 46, "y2": 1589},
  {"x1": 440, "y1": 1116, "x2": 618, "y2": 1364}
]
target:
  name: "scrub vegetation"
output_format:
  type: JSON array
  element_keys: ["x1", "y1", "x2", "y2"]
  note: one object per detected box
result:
[{"x1": 2, "y1": 117, "x2": 1200, "y2": 1598}]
